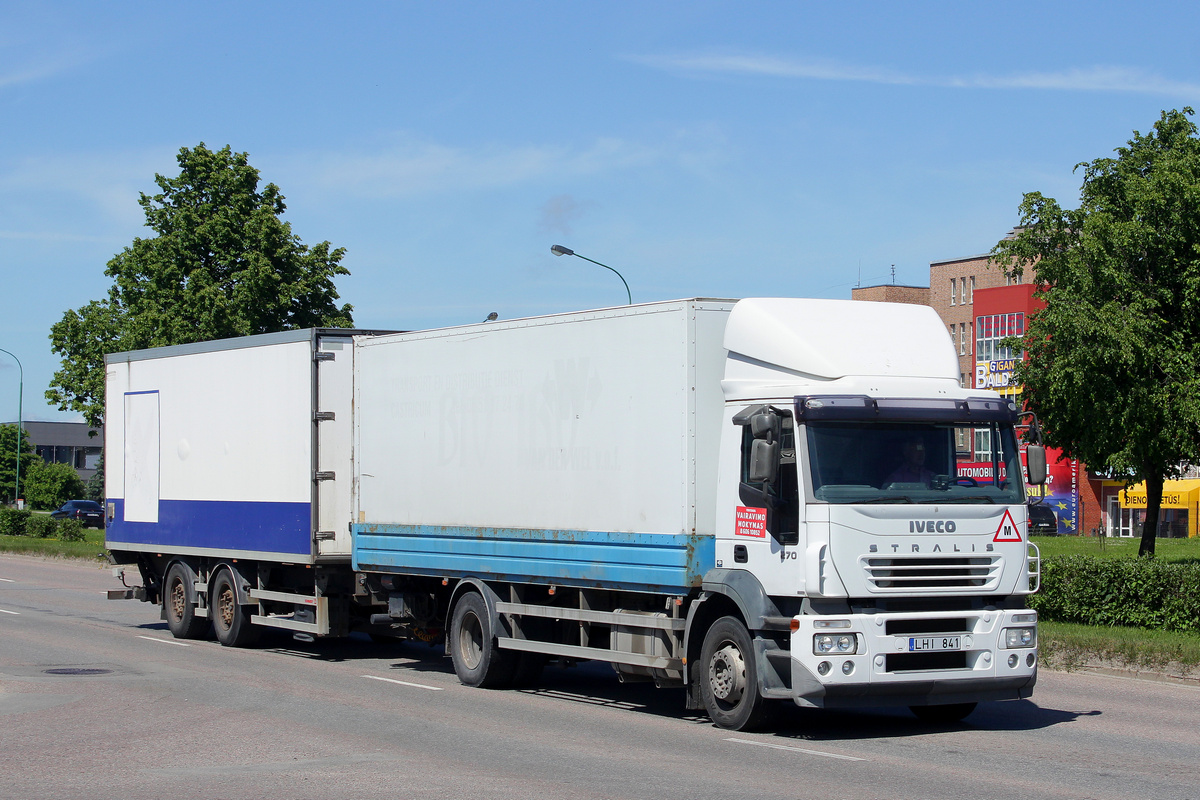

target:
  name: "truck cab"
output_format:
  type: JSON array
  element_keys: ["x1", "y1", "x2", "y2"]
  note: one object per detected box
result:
[{"x1": 695, "y1": 299, "x2": 1042, "y2": 728}]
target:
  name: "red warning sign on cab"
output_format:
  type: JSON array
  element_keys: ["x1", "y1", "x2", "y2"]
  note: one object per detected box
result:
[{"x1": 993, "y1": 509, "x2": 1022, "y2": 542}]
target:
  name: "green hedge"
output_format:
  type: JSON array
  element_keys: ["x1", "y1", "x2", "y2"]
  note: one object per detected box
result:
[
  {"x1": 0, "y1": 507, "x2": 32, "y2": 536},
  {"x1": 26, "y1": 514, "x2": 59, "y2": 539},
  {"x1": 1031, "y1": 554, "x2": 1200, "y2": 633},
  {"x1": 56, "y1": 518, "x2": 86, "y2": 542}
]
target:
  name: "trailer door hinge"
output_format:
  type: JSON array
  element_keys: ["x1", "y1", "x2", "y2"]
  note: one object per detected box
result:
[
  {"x1": 314, "y1": 531, "x2": 336, "y2": 541},
  {"x1": 313, "y1": 471, "x2": 336, "y2": 482},
  {"x1": 314, "y1": 352, "x2": 336, "y2": 362},
  {"x1": 314, "y1": 411, "x2": 336, "y2": 422}
]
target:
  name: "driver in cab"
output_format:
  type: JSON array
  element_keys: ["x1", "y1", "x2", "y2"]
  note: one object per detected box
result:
[{"x1": 885, "y1": 437, "x2": 934, "y2": 487}]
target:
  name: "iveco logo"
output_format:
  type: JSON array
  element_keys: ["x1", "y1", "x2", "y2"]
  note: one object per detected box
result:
[{"x1": 909, "y1": 520, "x2": 957, "y2": 533}]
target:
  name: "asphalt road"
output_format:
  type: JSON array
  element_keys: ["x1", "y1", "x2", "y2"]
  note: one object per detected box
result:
[{"x1": 1, "y1": 554, "x2": 1198, "y2": 800}]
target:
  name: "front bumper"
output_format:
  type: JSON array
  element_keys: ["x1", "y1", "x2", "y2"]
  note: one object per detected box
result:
[{"x1": 765, "y1": 609, "x2": 1037, "y2": 709}]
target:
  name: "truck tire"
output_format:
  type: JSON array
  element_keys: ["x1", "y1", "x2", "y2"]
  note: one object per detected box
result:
[
  {"x1": 164, "y1": 563, "x2": 208, "y2": 639},
  {"x1": 449, "y1": 592, "x2": 516, "y2": 688},
  {"x1": 211, "y1": 569, "x2": 260, "y2": 647},
  {"x1": 909, "y1": 702, "x2": 977, "y2": 723},
  {"x1": 699, "y1": 616, "x2": 773, "y2": 731}
]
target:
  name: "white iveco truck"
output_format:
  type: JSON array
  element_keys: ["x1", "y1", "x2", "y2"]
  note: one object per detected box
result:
[{"x1": 106, "y1": 298, "x2": 1045, "y2": 730}]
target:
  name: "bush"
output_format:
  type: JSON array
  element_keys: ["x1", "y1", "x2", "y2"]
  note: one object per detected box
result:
[
  {"x1": 57, "y1": 518, "x2": 85, "y2": 542},
  {"x1": 23, "y1": 460, "x2": 86, "y2": 511},
  {"x1": 25, "y1": 515, "x2": 59, "y2": 539},
  {"x1": 0, "y1": 507, "x2": 32, "y2": 537},
  {"x1": 1031, "y1": 554, "x2": 1200, "y2": 634}
]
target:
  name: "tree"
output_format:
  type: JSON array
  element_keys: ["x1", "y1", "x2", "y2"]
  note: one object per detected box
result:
[
  {"x1": 0, "y1": 424, "x2": 38, "y2": 505},
  {"x1": 23, "y1": 460, "x2": 85, "y2": 511},
  {"x1": 47, "y1": 143, "x2": 354, "y2": 427},
  {"x1": 992, "y1": 108, "x2": 1200, "y2": 557},
  {"x1": 85, "y1": 453, "x2": 104, "y2": 503}
]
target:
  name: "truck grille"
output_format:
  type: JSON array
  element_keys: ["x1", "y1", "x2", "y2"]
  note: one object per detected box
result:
[{"x1": 861, "y1": 555, "x2": 1001, "y2": 592}]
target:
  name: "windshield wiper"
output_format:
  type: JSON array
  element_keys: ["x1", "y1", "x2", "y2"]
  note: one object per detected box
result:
[
  {"x1": 944, "y1": 495, "x2": 997, "y2": 504},
  {"x1": 861, "y1": 496, "x2": 916, "y2": 504}
]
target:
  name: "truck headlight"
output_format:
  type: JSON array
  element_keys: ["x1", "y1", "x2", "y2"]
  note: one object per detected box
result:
[
  {"x1": 814, "y1": 633, "x2": 858, "y2": 655},
  {"x1": 1004, "y1": 627, "x2": 1036, "y2": 648}
]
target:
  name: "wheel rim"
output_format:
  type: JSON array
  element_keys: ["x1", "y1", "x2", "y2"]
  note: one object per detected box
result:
[
  {"x1": 708, "y1": 642, "x2": 746, "y2": 704},
  {"x1": 169, "y1": 578, "x2": 186, "y2": 623},
  {"x1": 216, "y1": 583, "x2": 236, "y2": 630},
  {"x1": 458, "y1": 611, "x2": 484, "y2": 670}
]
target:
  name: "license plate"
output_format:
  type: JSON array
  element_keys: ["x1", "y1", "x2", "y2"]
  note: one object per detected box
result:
[{"x1": 909, "y1": 636, "x2": 961, "y2": 652}]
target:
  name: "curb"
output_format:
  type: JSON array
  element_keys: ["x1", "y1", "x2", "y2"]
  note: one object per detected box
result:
[{"x1": 1046, "y1": 664, "x2": 1200, "y2": 687}]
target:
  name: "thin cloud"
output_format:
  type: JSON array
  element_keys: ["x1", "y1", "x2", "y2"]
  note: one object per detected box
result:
[
  {"x1": 290, "y1": 136, "x2": 662, "y2": 199},
  {"x1": 629, "y1": 52, "x2": 1200, "y2": 97}
]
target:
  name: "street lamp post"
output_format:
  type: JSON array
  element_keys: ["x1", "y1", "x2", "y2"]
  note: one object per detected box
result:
[
  {"x1": 0, "y1": 348, "x2": 23, "y2": 506},
  {"x1": 550, "y1": 245, "x2": 632, "y2": 305}
]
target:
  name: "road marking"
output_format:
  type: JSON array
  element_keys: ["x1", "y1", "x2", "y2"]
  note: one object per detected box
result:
[
  {"x1": 0, "y1": 608, "x2": 19, "y2": 615},
  {"x1": 362, "y1": 674, "x2": 444, "y2": 691},
  {"x1": 726, "y1": 738, "x2": 866, "y2": 761},
  {"x1": 0, "y1": 577, "x2": 15, "y2": 582},
  {"x1": 137, "y1": 635, "x2": 190, "y2": 647}
]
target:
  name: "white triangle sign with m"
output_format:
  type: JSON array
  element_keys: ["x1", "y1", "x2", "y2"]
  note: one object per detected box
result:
[{"x1": 993, "y1": 509, "x2": 1022, "y2": 542}]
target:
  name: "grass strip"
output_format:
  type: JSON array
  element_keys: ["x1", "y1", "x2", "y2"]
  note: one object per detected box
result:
[
  {"x1": 0, "y1": 531, "x2": 109, "y2": 562},
  {"x1": 1032, "y1": 535, "x2": 1200, "y2": 563},
  {"x1": 1039, "y1": 620, "x2": 1200, "y2": 677}
]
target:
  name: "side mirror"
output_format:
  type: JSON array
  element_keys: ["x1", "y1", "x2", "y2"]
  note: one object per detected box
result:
[
  {"x1": 750, "y1": 412, "x2": 780, "y2": 442},
  {"x1": 749, "y1": 439, "x2": 780, "y2": 485},
  {"x1": 1025, "y1": 445, "x2": 1047, "y2": 486}
]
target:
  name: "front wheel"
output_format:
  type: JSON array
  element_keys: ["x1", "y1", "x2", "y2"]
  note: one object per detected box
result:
[
  {"x1": 698, "y1": 616, "x2": 773, "y2": 731},
  {"x1": 211, "y1": 569, "x2": 260, "y2": 647},
  {"x1": 910, "y1": 702, "x2": 977, "y2": 723},
  {"x1": 449, "y1": 592, "x2": 516, "y2": 688}
]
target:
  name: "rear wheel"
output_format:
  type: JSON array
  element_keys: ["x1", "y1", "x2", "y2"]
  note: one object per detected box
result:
[
  {"x1": 449, "y1": 592, "x2": 516, "y2": 688},
  {"x1": 211, "y1": 569, "x2": 260, "y2": 647},
  {"x1": 164, "y1": 563, "x2": 208, "y2": 639},
  {"x1": 910, "y1": 702, "x2": 977, "y2": 723},
  {"x1": 699, "y1": 616, "x2": 773, "y2": 731}
]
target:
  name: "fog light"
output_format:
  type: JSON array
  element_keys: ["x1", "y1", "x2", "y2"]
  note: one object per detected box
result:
[
  {"x1": 1008, "y1": 653, "x2": 1019, "y2": 668},
  {"x1": 842, "y1": 660, "x2": 854, "y2": 675},
  {"x1": 817, "y1": 661, "x2": 831, "y2": 676},
  {"x1": 1027, "y1": 652, "x2": 1036, "y2": 667}
]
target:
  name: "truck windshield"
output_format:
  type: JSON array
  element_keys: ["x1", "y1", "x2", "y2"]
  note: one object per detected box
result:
[{"x1": 805, "y1": 420, "x2": 1025, "y2": 505}]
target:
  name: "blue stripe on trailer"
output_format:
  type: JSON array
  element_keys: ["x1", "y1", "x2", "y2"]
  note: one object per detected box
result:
[
  {"x1": 105, "y1": 498, "x2": 313, "y2": 556},
  {"x1": 352, "y1": 524, "x2": 716, "y2": 594}
]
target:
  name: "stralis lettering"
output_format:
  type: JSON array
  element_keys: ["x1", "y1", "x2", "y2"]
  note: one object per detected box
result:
[
  {"x1": 870, "y1": 542, "x2": 994, "y2": 553},
  {"x1": 909, "y1": 520, "x2": 957, "y2": 533}
]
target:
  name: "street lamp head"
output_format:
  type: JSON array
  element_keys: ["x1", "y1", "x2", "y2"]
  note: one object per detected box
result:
[{"x1": 550, "y1": 244, "x2": 574, "y2": 257}]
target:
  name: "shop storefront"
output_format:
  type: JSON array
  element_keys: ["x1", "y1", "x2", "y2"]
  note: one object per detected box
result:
[{"x1": 1101, "y1": 480, "x2": 1200, "y2": 538}]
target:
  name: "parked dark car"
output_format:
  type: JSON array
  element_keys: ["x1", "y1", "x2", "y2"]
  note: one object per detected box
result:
[
  {"x1": 1027, "y1": 501, "x2": 1058, "y2": 536},
  {"x1": 50, "y1": 500, "x2": 105, "y2": 529}
]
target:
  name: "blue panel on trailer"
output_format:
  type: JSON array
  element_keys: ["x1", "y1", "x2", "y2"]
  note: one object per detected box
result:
[
  {"x1": 106, "y1": 498, "x2": 312, "y2": 556},
  {"x1": 352, "y1": 524, "x2": 716, "y2": 594}
]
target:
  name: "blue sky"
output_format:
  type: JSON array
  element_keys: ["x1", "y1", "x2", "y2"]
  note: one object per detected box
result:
[{"x1": 3, "y1": 1, "x2": 1199, "y2": 422}]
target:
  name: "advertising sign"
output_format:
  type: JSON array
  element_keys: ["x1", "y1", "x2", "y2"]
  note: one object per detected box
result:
[{"x1": 975, "y1": 359, "x2": 1018, "y2": 390}]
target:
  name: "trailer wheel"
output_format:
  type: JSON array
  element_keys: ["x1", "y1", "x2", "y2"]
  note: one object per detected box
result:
[
  {"x1": 164, "y1": 563, "x2": 208, "y2": 639},
  {"x1": 449, "y1": 592, "x2": 516, "y2": 688},
  {"x1": 699, "y1": 616, "x2": 773, "y2": 731},
  {"x1": 211, "y1": 569, "x2": 260, "y2": 648},
  {"x1": 910, "y1": 702, "x2": 977, "y2": 723}
]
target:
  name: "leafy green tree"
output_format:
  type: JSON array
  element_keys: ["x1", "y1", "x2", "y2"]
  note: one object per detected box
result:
[
  {"x1": 993, "y1": 108, "x2": 1200, "y2": 557},
  {"x1": 47, "y1": 143, "x2": 355, "y2": 427},
  {"x1": 23, "y1": 460, "x2": 85, "y2": 510},
  {"x1": 0, "y1": 424, "x2": 38, "y2": 505},
  {"x1": 85, "y1": 453, "x2": 104, "y2": 503}
]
